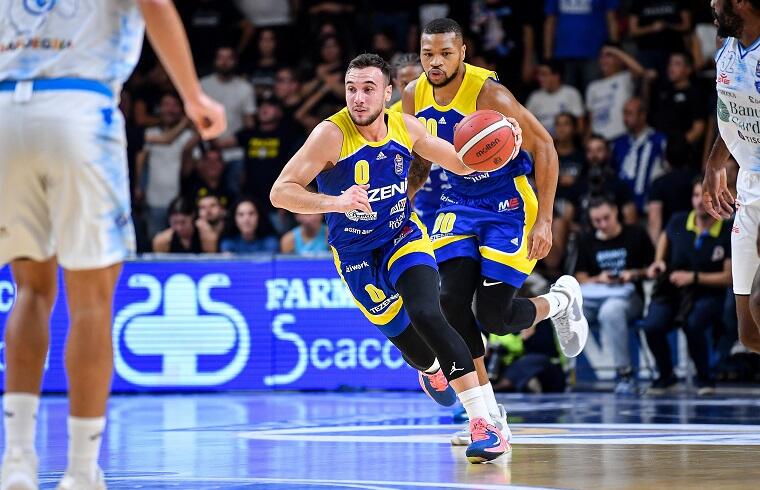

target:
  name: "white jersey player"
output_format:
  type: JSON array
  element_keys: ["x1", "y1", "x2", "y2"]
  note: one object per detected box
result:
[
  {"x1": 704, "y1": 0, "x2": 760, "y2": 354},
  {"x1": 0, "y1": 1, "x2": 226, "y2": 489}
]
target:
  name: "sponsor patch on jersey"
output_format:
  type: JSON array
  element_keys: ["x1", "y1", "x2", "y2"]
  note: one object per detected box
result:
[
  {"x1": 755, "y1": 60, "x2": 760, "y2": 93},
  {"x1": 394, "y1": 154, "x2": 404, "y2": 176},
  {"x1": 345, "y1": 210, "x2": 378, "y2": 221},
  {"x1": 393, "y1": 225, "x2": 414, "y2": 246},
  {"x1": 388, "y1": 214, "x2": 405, "y2": 230},
  {"x1": 344, "y1": 227, "x2": 373, "y2": 235},
  {"x1": 718, "y1": 72, "x2": 731, "y2": 85},
  {"x1": 390, "y1": 198, "x2": 407, "y2": 215},
  {"x1": 497, "y1": 197, "x2": 519, "y2": 212}
]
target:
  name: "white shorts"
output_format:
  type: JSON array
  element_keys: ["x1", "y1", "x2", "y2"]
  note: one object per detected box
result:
[
  {"x1": 0, "y1": 83, "x2": 135, "y2": 270},
  {"x1": 731, "y1": 199, "x2": 760, "y2": 295}
]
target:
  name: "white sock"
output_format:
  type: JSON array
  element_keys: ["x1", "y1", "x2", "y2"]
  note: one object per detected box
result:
[
  {"x1": 424, "y1": 358, "x2": 440, "y2": 374},
  {"x1": 539, "y1": 291, "x2": 570, "y2": 318},
  {"x1": 67, "y1": 416, "x2": 105, "y2": 480},
  {"x1": 457, "y1": 386, "x2": 491, "y2": 423},
  {"x1": 480, "y1": 382, "x2": 500, "y2": 418},
  {"x1": 3, "y1": 393, "x2": 39, "y2": 455}
]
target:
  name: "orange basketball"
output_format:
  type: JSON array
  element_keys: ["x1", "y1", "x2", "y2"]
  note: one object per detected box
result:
[{"x1": 454, "y1": 110, "x2": 517, "y2": 172}]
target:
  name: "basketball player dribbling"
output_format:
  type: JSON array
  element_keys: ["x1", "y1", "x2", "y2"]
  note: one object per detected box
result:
[
  {"x1": 0, "y1": 1, "x2": 226, "y2": 488},
  {"x1": 402, "y1": 18, "x2": 589, "y2": 445},
  {"x1": 271, "y1": 53, "x2": 511, "y2": 463},
  {"x1": 704, "y1": 0, "x2": 760, "y2": 353}
]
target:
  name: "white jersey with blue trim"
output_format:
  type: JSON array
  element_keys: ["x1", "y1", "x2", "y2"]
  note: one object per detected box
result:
[
  {"x1": 0, "y1": 0, "x2": 144, "y2": 88},
  {"x1": 715, "y1": 36, "x2": 760, "y2": 204}
]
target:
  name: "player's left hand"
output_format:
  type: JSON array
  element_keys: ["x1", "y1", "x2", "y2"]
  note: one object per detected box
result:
[
  {"x1": 527, "y1": 219, "x2": 552, "y2": 260},
  {"x1": 185, "y1": 92, "x2": 227, "y2": 140}
]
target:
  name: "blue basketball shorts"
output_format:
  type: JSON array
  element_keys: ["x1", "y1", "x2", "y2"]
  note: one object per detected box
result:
[
  {"x1": 331, "y1": 213, "x2": 438, "y2": 337},
  {"x1": 430, "y1": 175, "x2": 538, "y2": 288}
]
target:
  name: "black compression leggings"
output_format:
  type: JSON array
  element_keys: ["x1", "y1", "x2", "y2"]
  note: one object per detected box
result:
[
  {"x1": 388, "y1": 265, "x2": 475, "y2": 382},
  {"x1": 439, "y1": 258, "x2": 538, "y2": 358}
]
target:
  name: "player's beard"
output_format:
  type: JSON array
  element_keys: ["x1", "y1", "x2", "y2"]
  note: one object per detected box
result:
[
  {"x1": 425, "y1": 65, "x2": 460, "y2": 88},
  {"x1": 714, "y1": 2, "x2": 743, "y2": 39},
  {"x1": 349, "y1": 105, "x2": 384, "y2": 127}
]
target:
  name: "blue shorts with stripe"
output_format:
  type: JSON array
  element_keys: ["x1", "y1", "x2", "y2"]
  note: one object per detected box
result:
[
  {"x1": 331, "y1": 213, "x2": 438, "y2": 338},
  {"x1": 431, "y1": 175, "x2": 538, "y2": 288}
]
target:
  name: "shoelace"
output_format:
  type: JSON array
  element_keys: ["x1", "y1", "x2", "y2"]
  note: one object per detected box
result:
[
  {"x1": 550, "y1": 285, "x2": 574, "y2": 343},
  {"x1": 470, "y1": 418, "x2": 490, "y2": 442},
  {"x1": 428, "y1": 370, "x2": 449, "y2": 392}
]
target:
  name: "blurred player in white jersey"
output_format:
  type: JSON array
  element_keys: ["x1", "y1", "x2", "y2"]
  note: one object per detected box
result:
[
  {"x1": 0, "y1": 1, "x2": 226, "y2": 488},
  {"x1": 704, "y1": 0, "x2": 760, "y2": 353}
]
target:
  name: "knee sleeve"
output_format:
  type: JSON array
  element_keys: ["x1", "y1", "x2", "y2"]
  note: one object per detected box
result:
[
  {"x1": 439, "y1": 258, "x2": 486, "y2": 358},
  {"x1": 475, "y1": 280, "x2": 537, "y2": 335},
  {"x1": 389, "y1": 325, "x2": 436, "y2": 371}
]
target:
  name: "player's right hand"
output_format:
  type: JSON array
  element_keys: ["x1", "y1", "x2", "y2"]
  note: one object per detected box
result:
[
  {"x1": 334, "y1": 184, "x2": 372, "y2": 214},
  {"x1": 184, "y1": 92, "x2": 227, "y2": 140},
  {"x1": 702, "y1": 167, "x2": 734, "y2": 220}
]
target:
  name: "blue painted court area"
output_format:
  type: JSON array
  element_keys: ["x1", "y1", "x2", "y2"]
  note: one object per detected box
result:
[{"x1": 20, "y1": 392, "x2": 760, "y2": 489}]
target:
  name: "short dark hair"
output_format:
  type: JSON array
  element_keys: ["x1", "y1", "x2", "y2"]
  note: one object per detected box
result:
[
  {"x1": 347, "y1": 53, "x2": 391, "y2": 84},
  {"x1": 422, "y1": 18, "x2": 463, "y2": 41},
  {"x1": 587, "y1": 133, "x2": 608, "y2": 145},
  {"x1": 588, "y1": 195, "x2": 616, "y2": 211},
  {"x1": 539, "y1": 59, "x2": 564, "y2": 76},
  {"x1": 392, "y1": 53, "x2": 421, "y2": 78},
  {"x1": 167, "y1": 196, "x2": 195, "y2": 217},
  {"x1": 670, "y1": 51, "x2": 694, "y2": 67}
]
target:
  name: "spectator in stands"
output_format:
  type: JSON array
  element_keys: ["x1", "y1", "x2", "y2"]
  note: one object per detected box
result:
[
  {"x1": 196, "y1": 194, "x2": 227, "y2": 242},
  {"x1": 575, "y1": 196, "x2": 655, "y2": 394},
  {"x1": 249, "y1": 28, "x2": 282, "y2": 95},
  {"x1": 543, "y1": 0, "x2": 619, "y2": 91},
  {"x1": 152, "y1": 196, "x2": 218, "y2": 254},
  {"x1": 389, "y1": 54, "x2": 423, "y2": 112},
  {"x1": 134, "y1": 93, "x2": 196, "y2": 240},
  {"x1": 130, "y1": 65, "x2": 175, "y2": 128},
  {"x1": 525, "y1": 60, "x2": 585, "y2": 136},
  {"x1": 273, "y1": 67, "x2": 305, "y2": 125},
  {"x1": 220, "y1": 198, "x2": 279, "y2": 253},
  {"x1": 612, "y1": 97, "x2": 666, "y2": 213},
  {"x1": 372, "y1": 29, "x2": 399, "y2": 64},
  {"x1": 586, "y1": 44, "x2": 649, "y2": 141},
  {"x1": 629, "y1": 0, "x2": 691, "y2": 72},
  {"x1": 554, "y1": 112, "x2": 585, "y2": 226},
  {"x1": 200, "y1": 47, "x2": 257, "y2": 195},
  {"x1": 177, "y1": 0, "x2": 254, "y2": 76},
  {"x1": 571, "y1": 135, "x2": 638, "y2": 228},
  {"x1": 182, "y1": 147, "x2": 235, "y2": 210},
  {"x1": 296, "y1": 35, "x2": 346, "y2": 131},
  {"x1": 237, "y1": 97, "x2": 305, "y2": 235},
  {"x1": 470, "y1": 0, "x2": 540, "y2": 100},
  {"x1": 647, "y1": 137, "x2": 697, "y2": 244},
  {"x1": 280, "y1": 213, "x2": 329, "y2": 255},
  {"x1": 651, "y1": 52, "x2": 708, "y2": 153},
  {"x1": 642, "y1": 178, "x2": 732, "y2": 396}
]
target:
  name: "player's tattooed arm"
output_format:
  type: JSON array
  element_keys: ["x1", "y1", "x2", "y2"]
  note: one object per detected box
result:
[
  {"x1": 407, "y1": 153, "x2": 432, "y2": 201},
  {"x1": 478, "y1": 78, "x2": 558, "y2": 260},
  {"x1": 271, "y1": 121, "x2": 373, "y2": 215}
]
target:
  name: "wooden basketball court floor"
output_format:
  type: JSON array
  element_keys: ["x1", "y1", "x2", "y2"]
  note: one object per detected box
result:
[{"x1": 20, "y1": 391, "x2": 760, "y2": 489}]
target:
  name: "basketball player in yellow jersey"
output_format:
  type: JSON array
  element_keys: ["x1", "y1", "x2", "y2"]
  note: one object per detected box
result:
[
  {"x1": 389, "y1": 54, "x2": 423, "y2": 113},
  {"x1": 403, "y1": 18, "x2": 589, "y2": 445}
]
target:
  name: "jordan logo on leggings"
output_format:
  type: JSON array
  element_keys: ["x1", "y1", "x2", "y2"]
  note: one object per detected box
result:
[{"x1": 450, "y1": 362, "x2": 464, "y2": 376}]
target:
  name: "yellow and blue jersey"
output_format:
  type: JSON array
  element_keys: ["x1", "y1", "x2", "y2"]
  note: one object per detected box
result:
[{"x1": 317, "y1": 107, "x2": 438, "y2": 337}]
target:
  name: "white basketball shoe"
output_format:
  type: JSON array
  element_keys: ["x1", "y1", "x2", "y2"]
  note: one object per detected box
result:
[
  {"x1": 56, "y1": 468, "x2": 106, "y2": 490},
  {"x1": 548, "y1": 275, "x2": 589, "y2": 358},
  {"x1": 0, "y1": 448, "x2": 37, "y2": 490}
]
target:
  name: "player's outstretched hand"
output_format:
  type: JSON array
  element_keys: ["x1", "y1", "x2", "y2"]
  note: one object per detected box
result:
[
  {"x1": 527, "y1": 219, "x2": 552, "y2": 260},
  {"x1": 334, "y1": 184, "x2": 373, "y2": 214},
  {"x1": 702, "y1": 168, "x2": 734, "y2": 220},
  {"x1": 184, "y1": 93, "x2": 227, "y2": 140}
]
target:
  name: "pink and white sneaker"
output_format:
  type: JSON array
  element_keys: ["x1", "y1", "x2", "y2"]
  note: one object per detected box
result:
[
  {"x1": 418, "y1": 369, "x2": 457, "y2": 407},
  {"x1": 465, "y1": 417, "x2": 510, "y2": 463}
]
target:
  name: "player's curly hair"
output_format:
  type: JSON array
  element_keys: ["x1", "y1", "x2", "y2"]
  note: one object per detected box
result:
[
  {"x1": 347, "y1": 53, "x2": 391, "y2": 84},
  {"x1": 392, "y1": 53, "x2": 420, "y2": 79},
  {"x1": 422, "y1": 18, "x2": 463, "y2": 41}
]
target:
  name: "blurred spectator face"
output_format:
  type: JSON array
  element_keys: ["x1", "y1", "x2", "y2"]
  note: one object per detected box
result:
[
  {"x1": 345, "y1": 67, "x2": 391, "y2": 126},
  {"x1": 585, "y1": 137, "x2": 609, "y2": 166},
  {"x1": 420, "y1": 32, "x2": 465, "y2": 88},
  {"x1": 713, "y1": 0, "x2": 743, "y2": 39},
  {"x1": 235, "y1": 201, "x2": 259, "y2": 237},
  {"x1": 320, "y1": 36, "x2": 342, "y2": 64},
  {"x1": 214, "y1": 47, "x2": 237, "y2": 76},
  {"x1": 296, "y1": 213, "x2": 323, "y2": 232},
  {"x1": 589, "y1": 202, "x2": 620, "y2": 236},
  {"x1": 667, "y1": 54, "x2": 692, "y2": 83},
  {"x1": 274, "y1": 68, "x2": 300, "y2": 100},
  {"x1": 692, "y1": 182, "x2": 709, "y2": 219},
  {"x1": 372, "y1": 32, "x2": 395, "y2": 61},
  {"x1": 623, "y1": 98, "x2": 647, "y2": 134},
  {"x1": 198, "y1": 149, "x2": 225, "y2": 181},
  {"x1": 599, "y1": 50, "x2": 623, "y2": 77},
  {"x1": 537, "y1": 65, "x2": 561, "y2": 92},
  {"x1": 393, "y1": 64, "x2": 423, "y2": 95},
  {"x1": 159, "y1": 94, "x2": 182, "y2": 127},
  {"x1": 258, "y1": 100, "x2": 283, "y2": 126},
  {"x1": 554, "y1": 114, "x2": 577, "y2": 143},
  {"x1": 258, "y1": 29, "x2": 277, "y2": 58},
  {"x1": 198, "y1": 195, "x2": 225, "y2": 225},
  {"x1": 169, "y1": 211, "x2": 194, "y2": 240},
  {"x1": 320, "y1": 23, "x2": 338, "y2": 37}
]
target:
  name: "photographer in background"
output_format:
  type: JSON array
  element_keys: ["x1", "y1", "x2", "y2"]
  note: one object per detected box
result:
[{"x1": 575, "y1": 196, "x2": 655, "y2": 394}]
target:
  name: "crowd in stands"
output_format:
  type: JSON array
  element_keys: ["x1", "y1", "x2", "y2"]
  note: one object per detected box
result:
[{"x1": 120, "y1": 0, "x2": 757, "y2": 391}]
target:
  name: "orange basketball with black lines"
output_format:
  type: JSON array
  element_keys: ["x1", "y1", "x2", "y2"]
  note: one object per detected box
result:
[{"x1": 454, "y1": 110, "x2": 517, "y2": 172}]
